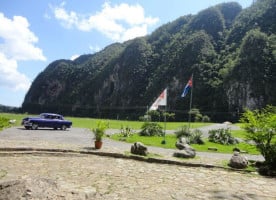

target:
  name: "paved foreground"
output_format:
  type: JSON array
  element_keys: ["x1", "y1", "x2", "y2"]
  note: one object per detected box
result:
[
  {"x1": 1, "y1": 152, "x2": 276, "y2": 200},
  {"x1": 0, "y1": 127, "x2": 275, "y2": 199}
]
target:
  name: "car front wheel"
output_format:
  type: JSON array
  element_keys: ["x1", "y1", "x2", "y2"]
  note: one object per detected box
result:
[
  {"x1": 31, "y1": 123, "x2": 38, "y2": 130},
  {"x1": 61, "y1": 125, "x2": 67, "y2": 131}
]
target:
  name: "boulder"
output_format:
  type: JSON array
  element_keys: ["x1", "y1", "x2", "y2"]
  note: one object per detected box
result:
[
  {"x1": 175, "y1": 137, "x2": 189, "y2": 150},
  {"x1": 229, "y1": 152, "x2": 248, "y2": 169},
  {"x1": 131, "y1": 142, "x2": 148, "y2": 156},
  {"x1": 173, "y1": 144, "x2": 196, "y2": 158},
  {"x1": 175, "y1": 142, "x2": 186, "y2": 150}
]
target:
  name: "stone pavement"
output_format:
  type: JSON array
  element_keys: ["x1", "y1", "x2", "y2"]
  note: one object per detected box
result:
[{"x1": 0, "y1": 128, "x2": 275, "y2": 199}]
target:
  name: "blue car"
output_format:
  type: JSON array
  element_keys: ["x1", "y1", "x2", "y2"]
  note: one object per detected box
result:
[{"x1": 21, "y1": 113, "x2": 72, "y2": 130}]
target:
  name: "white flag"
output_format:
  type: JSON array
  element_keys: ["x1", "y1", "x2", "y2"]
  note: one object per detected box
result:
[{"x1": 149, "y1": 88, "x2": 167, "y2": 111}]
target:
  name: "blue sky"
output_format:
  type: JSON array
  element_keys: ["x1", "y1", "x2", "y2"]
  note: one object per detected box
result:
[{"x1": 0, "y1": 0, "x2": 253, "y2": 107}]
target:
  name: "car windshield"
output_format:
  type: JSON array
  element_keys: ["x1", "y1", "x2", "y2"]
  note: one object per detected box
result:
[
  {"x1": 39, "y1": 114, "x2": 47, "y2": 118},
  {"x1": 39, "y1": 113, "x2": 63, "y2": 120}
]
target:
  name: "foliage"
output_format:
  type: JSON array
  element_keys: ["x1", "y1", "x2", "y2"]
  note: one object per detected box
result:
[
  {"x1": 240, "y1": 105, "x2": 276, "y2": 170},
  {"x1": 208, "y1": 128, "x2": 239, "y2": 145},
  {"x1": 119, "y1": 125, "x2": 134, "y2": 137},
  {"x1": 188, "y1": 108, "x2": 210, "y2": 122},
  {"x1": 189, "y1": 7, "x2": 225, "y2": 41},
  {"x1": 175, "y1": 126, "x2": 191, "y2": 139},
  {"x1": 216, "y1": 2, "x2": 242, "y2": 28},
  {"x1": 146, "y1": 110, "x2": 175, "y2": 122},
  {"x1": 189, "y1": 108, "x2": 202, "y2": 122},
  {"x1": 92, "y1": 121, "x2": 108, "y2": 141},
  {"x1": 174, "y1": 126, "x2": 204, "y2": 144},
  {"x1": 190, "y1": 129, "x2": 205, "y2": 144},
  {"x1": 139, "y1": 122, "x2": 163, "y2": 136},
  {"x1": 0, "y1": 117, "x2": 10, "y2": 131},
  {"x1": 202, "y1": 115, "x2": 210, "y2": 122},
  {"x1": 21, "y1": 0, "x2": 276, "y2": 122}
]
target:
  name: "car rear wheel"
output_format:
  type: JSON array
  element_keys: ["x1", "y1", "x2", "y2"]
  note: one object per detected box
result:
[
  {"x1": 31, "y1": 123, "x2": 38, "y2": 130},
  {"x1": 61, "y1": 125, "x2": 67, "y2": 131}
]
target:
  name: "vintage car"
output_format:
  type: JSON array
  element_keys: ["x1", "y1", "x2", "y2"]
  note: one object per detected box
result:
[{"x1": 21, "y1": 113, "x2": 72, "y2": 130}]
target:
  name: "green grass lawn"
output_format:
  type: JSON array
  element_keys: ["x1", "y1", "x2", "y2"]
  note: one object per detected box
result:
[
  {"x1": 230, "y1": 129, "x2": 248, "y2": 139},
  {"x1": 0, "y1": 113, "x2": 28, "y2": 126},
  {"x1": 110, "y1": 133, "x2": 259, "y2": 155},
  {"x1": 66, "y1": 117, "x2": 213, "y2": 130},
  {"x1": 0, "y1": 113, "x2": 212, "y2": 130}
]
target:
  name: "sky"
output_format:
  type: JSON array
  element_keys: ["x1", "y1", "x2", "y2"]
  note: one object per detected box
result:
[{"x1": 0, "y1": 0, "x2": 253, "y2": 107}]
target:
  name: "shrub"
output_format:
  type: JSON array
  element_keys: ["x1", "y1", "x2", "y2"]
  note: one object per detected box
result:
[
  {"x1": 0, "y1": 117, "x2": 10, "y2": 131},
  {"x1": 241, "y1": 105, "x2": 276, "y2": 172},
  {"x1": 174, "y1": 126, "x2": 204, "y2": 144},
  {"x1": 120, "y1": 125, "x2": 134, "y2": 137},
  {"x1": 190, "y1": 129, "x2": 205, "y2": 144},
  {"x1": 208, "y1": 128, "x2": 238, "y2": 145},
  {"x1": 175, "y1": 126, "x2": 191, "y2": 139},
  {"x1": 202, "y1": 115, "x2": 210, "y2": 122},
  {"x1": 139, "y1": 122, "x2": 163, "y2": 136}
]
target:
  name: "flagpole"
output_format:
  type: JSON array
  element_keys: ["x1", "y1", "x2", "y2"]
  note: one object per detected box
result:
[
  {"x1": 146, "y1": 105, "x2": 149, "y2": 122},
  {"x1": 161, "y1": 88, "x2": 167, "y2": 144},
  {"x1": 161, "y1": 105, "x2": 167, "y2": 144},
  {"x1": 188, "y1": 74, "x2": 193, "y2": 130}
]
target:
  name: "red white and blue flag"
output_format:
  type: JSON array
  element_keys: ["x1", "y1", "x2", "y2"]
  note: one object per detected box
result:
[
  {"x1": 181, "y1": 76, "x2": 193, "y2": 97},
  {"x1": 149, "y1": 88, "x2": 167, "y2": 111}
]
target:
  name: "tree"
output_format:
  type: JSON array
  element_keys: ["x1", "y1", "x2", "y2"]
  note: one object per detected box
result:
[{"x1": 240, "y1": 105, "x2": 276, "y2": 172}]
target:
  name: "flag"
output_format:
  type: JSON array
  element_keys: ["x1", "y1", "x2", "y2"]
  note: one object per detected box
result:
[
  {"x1": 149, "y1": 88, "x2": 167, "y2": 111},
  {"x1": 181, "y1": 76, "x2": 193, "y2": 97}
]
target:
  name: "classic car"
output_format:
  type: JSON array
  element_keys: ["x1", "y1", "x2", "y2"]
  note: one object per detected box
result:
[{"x1": 21, "y1": 113, "x2": 72, "y2": 130}]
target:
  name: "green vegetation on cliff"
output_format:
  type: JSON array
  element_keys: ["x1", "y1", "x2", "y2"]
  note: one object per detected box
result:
[{"x1": 22, "y1": 0, "x2": 276, "y2": 122}]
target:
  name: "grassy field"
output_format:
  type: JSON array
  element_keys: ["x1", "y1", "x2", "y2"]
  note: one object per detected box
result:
[
  {"x1": 67, "y1": 117, "x2": 213, "y2": 130},
  {"x1": 0, "y1": 113, "x2": 212, "y2": 130}
]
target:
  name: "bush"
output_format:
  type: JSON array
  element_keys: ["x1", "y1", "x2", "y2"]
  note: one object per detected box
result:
[
  {"x1": 175, "y1": 126, "x2": 191, "y2": 139},
  {"x1": 139, "y1": 122, "x2": 163, "y2": 136},
  {"x1": 120, "y1": 125, "x2": 134, "y2": 137},
  {"x1": 202, "y1": 115, "x2": 210, "y2": 122},
  {"x1": 241, "y1": 105, "x2": 276, "y2": 171},
  {"x1": 190, "y1": 129, "x2": 205, "y2": 144},
  {"x1": 0, "y1": 117, "x2": 10, "y2": 131},
  {"x1": 208, "y1": 128, "x2": 238, "y2": 145},
  {"x1": 174, "y1": 126, "x2": 204, "y2": 144}
]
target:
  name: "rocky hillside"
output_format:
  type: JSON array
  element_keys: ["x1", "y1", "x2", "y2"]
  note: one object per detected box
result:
[{"x1": 22, "y1": 0, "x2": 276, "y2": 121}]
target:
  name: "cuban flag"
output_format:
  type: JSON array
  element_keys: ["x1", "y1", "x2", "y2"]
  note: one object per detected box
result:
[
  {"x1": 149, "y1": 88, "x2": 167, "y2": 111},
  {"x1": 181, "y1": 76, "x2": 193, "y2": 97}
]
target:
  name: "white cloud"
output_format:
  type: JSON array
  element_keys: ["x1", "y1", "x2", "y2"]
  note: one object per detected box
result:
[
  {"x1": 70, "y1": 54, "x2": 80, "y2": 60},
  {"x1": 51, "y1": 2, "x2": 159, "y2": 42},
  {"x1": 0, "y1": 53, "x2": 30, "y2": 91},
  {"x1": 89, "y1": 45, "x2": 101, "y2": 53},
  {"x1": 0, "y1": 13, "x2": 46, "y2": 91},
  {"x1": 0, "y1": 13, "x2": 46, "y2": 61}
]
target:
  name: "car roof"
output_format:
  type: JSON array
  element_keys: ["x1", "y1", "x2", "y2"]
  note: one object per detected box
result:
[{"x1": 40, "y1": 113, "x2": 63, "y2": 117}]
